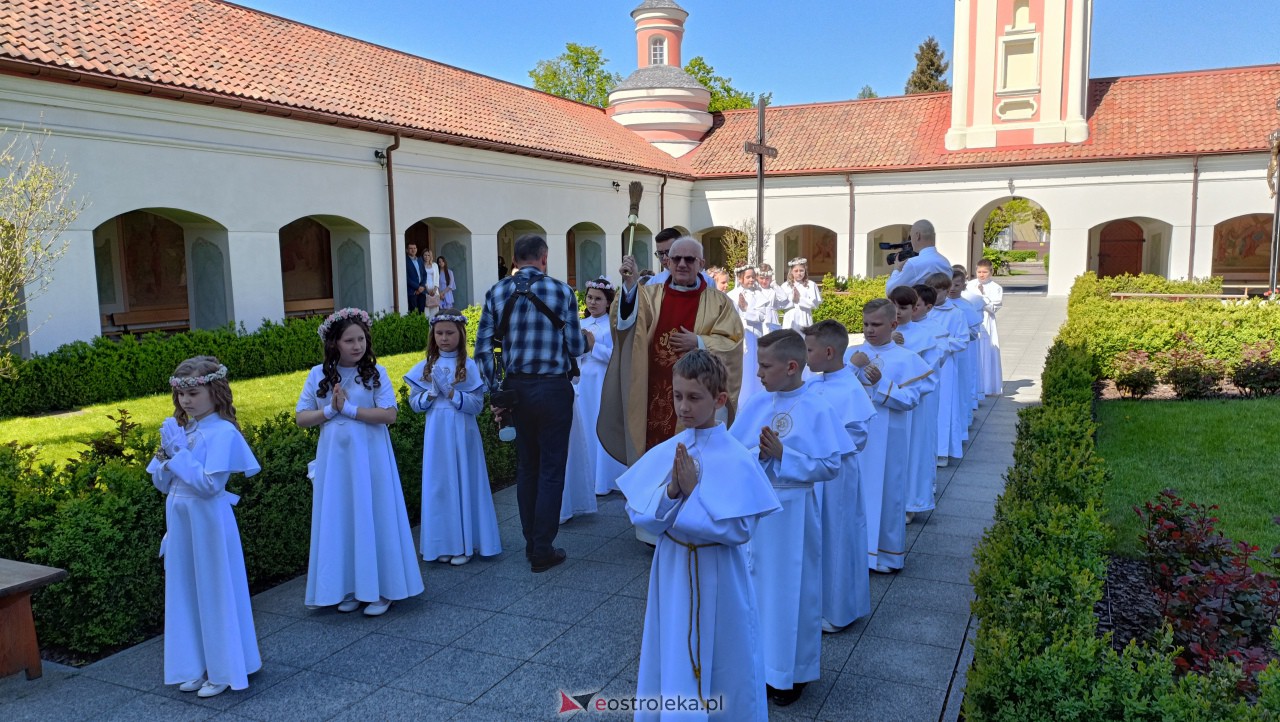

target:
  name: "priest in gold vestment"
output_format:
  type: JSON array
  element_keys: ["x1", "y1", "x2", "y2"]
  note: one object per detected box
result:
[{"x1": 597, "y1": 237, "x2": 744, "y2": 467}]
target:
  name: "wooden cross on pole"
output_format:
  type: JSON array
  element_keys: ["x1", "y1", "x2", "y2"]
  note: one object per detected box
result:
[{"x1": 743, "y1": 96, "x2": 776, "y2": 266}]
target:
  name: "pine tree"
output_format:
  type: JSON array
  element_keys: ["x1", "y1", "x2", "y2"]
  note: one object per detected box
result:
[
  {"x1": 857, "y1": 85, "x2": 878, "y2": 99},
  {"x1": 905, "y1": 36, "x2": 951, "y2": 94}
]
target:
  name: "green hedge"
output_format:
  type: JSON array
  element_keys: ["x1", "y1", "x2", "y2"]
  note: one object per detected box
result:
[
  {"x1": 0, "y1": 382, "x2": 515, "y2": 659},
  {"x1": 814, "y1": 275, "x2": 887, "y2": 329},
  {"x1": 964, "y1": 323, "x2": 1280, "y2": 719},
  {"x1": 0, "y1": 312, "x2": 436, "y2": 418},
  {"x1": 1059, "y1": 274, "x2": 1280, "y2": 377}
]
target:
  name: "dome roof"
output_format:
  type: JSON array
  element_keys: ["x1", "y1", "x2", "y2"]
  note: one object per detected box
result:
[
  {"x1": 613, "y1": 65, "x2": 706, "y2": 92},
  {"x1": 633, "y1": 0, "x2": 685, "y2": 11}
]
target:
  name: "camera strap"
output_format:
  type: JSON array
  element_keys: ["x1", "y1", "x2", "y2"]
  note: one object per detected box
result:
[{"x1": 493, "y1": 271, "x2": 578, "y2": 381}]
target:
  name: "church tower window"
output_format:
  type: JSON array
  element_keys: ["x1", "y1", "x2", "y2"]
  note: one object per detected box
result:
[{"x1": 649, "y1": 36, "x2": 666, "y2": 66}]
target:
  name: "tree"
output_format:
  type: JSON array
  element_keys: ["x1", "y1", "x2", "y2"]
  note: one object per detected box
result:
[
  {"x1": 683, "y1": 56, "x2": 767, "y2": 112},
  {"x1": 0, "y1": 131, "x2": 82, "y2": 376},
  {"x1": 528, "y1": 43, "x2": 622, "y2": 108},
  {"x1": 982, "y1": 198, "x2": 1051, "y2": 247},
  {"x1": 857, "y1": 85, "x2": 878, "y2": 99},
  {"x1": 905, "y1": 36, "x2": 951, "y2": 94},
  {"x1": 720, "y1": 217, "x2": 772, "y2": 271}
]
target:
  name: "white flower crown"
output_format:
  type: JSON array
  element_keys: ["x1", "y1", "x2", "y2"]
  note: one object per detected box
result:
[
  {"x1": 431, "y1": 313, "x2": 467, "y2": 325},
  {"x1": 585, "y1": 278, "x2": 614, "y2": 291},
  {"x1": 787, "y1": 257, "x2": 808, "y2": 267},
  {"x1": 318, "y1": 307, "x2": 371, "y2": 340},
  {"x1": 170, "y1": 364, "x2": 228, "y2": 389},
  {"x1": 734, "y1": 264, "x2": 757, "y2": 275}
]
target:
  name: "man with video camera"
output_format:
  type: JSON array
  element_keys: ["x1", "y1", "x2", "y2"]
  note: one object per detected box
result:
[
  {"x1": 475, "y1": 234, "x2": 587, "y2": 573},
  {"x1": 885, "y1": 219, "x2": 954, "y2": 292}
]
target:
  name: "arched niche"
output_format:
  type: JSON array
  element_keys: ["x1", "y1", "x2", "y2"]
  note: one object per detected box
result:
[
  {"x1": 497, "y1": 220, "x2": 546, "y2": 278},
  {"x1": 1212, "y1": 213, "x2": 1273, "y2": 285},
  {"x1": 776, "y1": 224, "x2": 838, "y2": 281},
  {"x1": 567, "y1": 222, "x2": 606, "y2": 290},
  {"x1": 866, "y1": 223, "x2": 913, "y2": 278},
  {"x1": 408, "y1": 217, "x2": 473, "y2": 308},
  {"x1": 279, "y1": 215, "x2": 370, "y2": 317},
  {"x1": 969, "y1": 196, "x2": 1051, "y2": 270},
  {"x1": 696, "y1": 226, "x2": 732, "y2": 271},
  {"x1": 92, "y1": 208, "x2": 231, "y2": 335},
  {"x1": 1087, "y1": 217, "x2": 1174, "y2": 278},
  {"x1": 620, "y1": 224, "x2": 654, "y2": 272}
]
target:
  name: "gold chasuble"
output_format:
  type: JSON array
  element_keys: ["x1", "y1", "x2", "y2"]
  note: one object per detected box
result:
[{"x1": 597, "y1": 278, "x2": 744, "y2": 466}]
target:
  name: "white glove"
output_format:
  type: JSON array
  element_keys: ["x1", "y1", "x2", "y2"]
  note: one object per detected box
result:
[
  {"x1": 159, "y1": 417, "x2": 186, "y2": 457},
  {"x1": 431, "y1": 364, "x2": 454, "y2": 393}
]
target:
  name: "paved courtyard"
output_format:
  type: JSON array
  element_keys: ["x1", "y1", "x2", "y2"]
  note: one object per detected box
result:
[{"x1": 0, "y1": 294, "x2": 1065, "y2": 722}]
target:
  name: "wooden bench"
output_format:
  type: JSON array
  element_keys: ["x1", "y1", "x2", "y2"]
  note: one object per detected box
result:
[
  {"x1": 0, "y1": 558, "x2": 66, "y2": 680},
  {"x1": 109, "y1": 308, "x2": 190, "y2": 336},
  {"x1": 284, "y1": 297, "x2": 335, "y2": 319}
]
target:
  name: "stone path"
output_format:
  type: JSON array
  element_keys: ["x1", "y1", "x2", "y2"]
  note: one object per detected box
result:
[{"x1": 0, "y1": 294, "x2": 1066, "y2": 722}]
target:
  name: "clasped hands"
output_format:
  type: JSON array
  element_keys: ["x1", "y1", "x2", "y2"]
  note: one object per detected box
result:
[
  {"x1": 666, "y1": 443, "x2": 699, "y2": 499},
  {"x1": 758, "y1": 426, "x2": 783, "y2": 461},
  {"x1": 158, "y1": 417, "x2": 186, "y2": 459},
  {"x1": 849, "y1": 351, "x2": 883, "y2": 384},
  {"x1": 430, "y1": 365, "x2": 456, "y2": 401}
]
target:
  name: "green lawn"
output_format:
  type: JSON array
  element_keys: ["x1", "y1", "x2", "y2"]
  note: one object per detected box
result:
[
  {"x1": 0, "y1": 351, "x2": 427, "y2": 465},
  {"x1": 1096, "y1": 397, "x2": 1280, "y2": 558}
]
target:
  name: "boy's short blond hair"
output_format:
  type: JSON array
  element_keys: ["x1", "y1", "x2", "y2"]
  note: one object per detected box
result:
[
  {"x1": 863, "y1": 298, "x2": 897, "y2": 321},
  {"x1": 758, "y1": 329, "x2": 807, "y2": 365},
  {"x1": 925, "y1": 271, "x2": 953, "y2": 294},
  {"x1": 803, "y1": 320, "x2": 849, "y2": 355},
  {"x1": 673, "y1": 349, "x2": 728, "y2": 396}
]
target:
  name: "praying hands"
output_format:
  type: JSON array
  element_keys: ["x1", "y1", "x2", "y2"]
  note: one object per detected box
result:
[
  {"x1": 758, "y1": 426, "x2": 784, "y2": 460},
  {"x1": 667, "y1": 443, "x2": 699, "y2": 499}
]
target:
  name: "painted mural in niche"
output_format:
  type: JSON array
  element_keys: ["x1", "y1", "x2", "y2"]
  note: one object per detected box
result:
[
  {"x1": 335, "y1": 239, "x2": 368, "y2": 310},
  {"x1": 579, "y1": 239, "x2": 603, "y2": 286},
  {"x1": 280, "y1": 217, "x2": 333, "y2": 301},
  {"x1": 191, "y1": 239, "x2": 229, "y2": 329},
  {"x1": 440, "y1": 241, "x2": 469, "y2": 307},
  {"x1": 120, "y1": 211, "x2": 187, "y2": 310},
  {"x1": 1212, "y1": 214, "x2": 1273, "y2": 275},
  {"x1": 783, "y1": 226, "x2": 837, "y2": 279}
]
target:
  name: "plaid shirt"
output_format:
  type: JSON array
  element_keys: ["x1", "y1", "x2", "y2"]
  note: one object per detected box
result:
[{"x1": 475, "y1": 267, "x2": 585, "y2": 390}]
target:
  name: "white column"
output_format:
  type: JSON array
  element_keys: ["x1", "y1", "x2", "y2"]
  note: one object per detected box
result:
[
  {"x1": 367, "y1": 231, "x2": 392, "y2": 314},
  {"x1": 1047, "y1": 226, "x2": 1088, "y2": 295},
  {"x1": 547, "y1": 233, "x2": 569, "y2": 285},
  {"x1": 226, "y1": 231, "x2": 285, "y2": 330},
  {"x1": 471, "y1": 233, "x2": 500, "y2": 304},
  {"x1": 1190, "y1": 224, "x2": 1216, "y2": 280},
  {"x1": 23, "y1": 228, "x2": 101, "y2": 355}
]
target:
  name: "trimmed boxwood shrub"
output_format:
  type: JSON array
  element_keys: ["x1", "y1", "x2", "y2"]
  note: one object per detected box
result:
[{"x1": 813, "y1": 275, "x2": 887, "y2": 329}]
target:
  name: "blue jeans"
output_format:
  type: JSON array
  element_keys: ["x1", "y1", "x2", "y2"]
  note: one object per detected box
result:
[{"x1": 506, "y1": 376, "x2": 574, "y2": 560}]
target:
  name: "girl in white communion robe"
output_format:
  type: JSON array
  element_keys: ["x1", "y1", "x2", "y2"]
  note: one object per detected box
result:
[{"x1": 148, "y1": 356, "x2": 261, "y2": 699}]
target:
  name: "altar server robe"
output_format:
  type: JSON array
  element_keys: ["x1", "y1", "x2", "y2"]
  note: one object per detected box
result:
[
  {"x1": 730, "y1": 386, "x2": 851, "y2": 689},
  {"x1": 726, "y1": 284, "x2": 770, "y2": 407},
  {"x1": 928, "y1": 301, "x2": 971, "y2": 458},
  {"x1": 405, "y1": 353, "x2": 503, "y2": 559},
  {"x1": 619, "y1": 424, "x2": 780, "y2": 722},
  {"x1": 898, "y1": 320, "x2": 945, "y2": 513},
  {"x1": 574, "y1": 313, "x2": 626, "y2": 495},
  {"x1": 967, "y1": 279, "x2": 1004, "y2": 396},
  {"x1": 958, "y1": 290, "x2": 986, "y2": 409},
  {"x1": 148, "y1": 414, "x2": 261, "y2": 690},
  {"x1": 805, "y1": 366, "x2": 877, "y2": 628},
  {"x1": 845, "y1": 342, "x2": 935, "y2": 570}
]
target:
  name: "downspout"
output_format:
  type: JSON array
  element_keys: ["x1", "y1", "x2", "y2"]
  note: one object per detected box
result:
[
  {"x1": 659, "y1": 174, "x2": 668, "y2": 230},
  {"x1": 845, "y1": 173, "x2": 855, "y2": 277},
  {"x1": 1187, "y1": 155, "x2": 1200, "y2": 279},
  {"x1": 385, "y1": 135, "x2": 402, "y2": 313}
]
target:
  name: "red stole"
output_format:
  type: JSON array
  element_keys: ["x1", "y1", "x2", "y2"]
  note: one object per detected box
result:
[{"x1": 645, "y1": 279, "x2": 705, "y2": 451}]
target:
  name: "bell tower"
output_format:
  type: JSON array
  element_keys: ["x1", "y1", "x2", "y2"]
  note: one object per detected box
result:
[
  {"x1": 945, "y1": 0, "x2": 1093, "y2": 150},
  {"x1": 607, "y1": 0, "x2": 713, "y2": 158}
]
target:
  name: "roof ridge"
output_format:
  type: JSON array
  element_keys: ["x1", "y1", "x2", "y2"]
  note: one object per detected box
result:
[
  {"x1": 717, "y1": 91, "x2": 953, "y2": 114},
  {"x1": 1089, "y1": 62, "x2": 1280, "y2": 84},
  {"x1": 217, "y1": 0, "x2": 608, "y2": 113}
]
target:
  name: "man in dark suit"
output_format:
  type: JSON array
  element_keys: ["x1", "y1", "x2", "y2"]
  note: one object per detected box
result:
[{"x1": 406, "y1": 242, "x2": 426, "y2": 314}]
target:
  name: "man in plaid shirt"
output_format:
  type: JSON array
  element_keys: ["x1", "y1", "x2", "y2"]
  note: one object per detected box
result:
[{"x1": 475, "y1": 234, "x2": 586, "y2": 573}]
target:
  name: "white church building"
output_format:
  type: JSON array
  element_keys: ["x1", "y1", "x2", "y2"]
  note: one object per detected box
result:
[{"x1": 1, "y1": 0, "x2": 1277, "y2": 355}]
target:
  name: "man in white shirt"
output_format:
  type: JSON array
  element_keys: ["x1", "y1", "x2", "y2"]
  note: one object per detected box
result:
[{"x1": 885, "y1": 220, "x2": 953, "y2": 292}]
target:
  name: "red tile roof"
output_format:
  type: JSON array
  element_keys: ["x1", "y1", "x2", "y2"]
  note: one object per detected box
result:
[
  {"x1": 0, "y1": 0, "x2": 690, "y2": 176},
  {"x1": 0, "y1": 0, "x2": 1275, "y2": 179},
  {"x1": 687, "y1": 64, "x2": 1280, "y2": 176}
]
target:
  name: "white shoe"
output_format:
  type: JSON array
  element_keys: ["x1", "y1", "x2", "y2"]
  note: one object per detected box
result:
[
  {"x1": 821, "y1": 620, "x2": 846, "y2": 634},
  {"x1": 905, "y1": 512, "x2": 916, "y2": 524},
  {"x1": 197, "y1": 682, "x2": 229, "y2": 698},
  {"x1": 337, "y1": 596, "x2": 361, "y2": 613},
  {"x1": 450, "y1": 555, "x2": 471, "y2": 566},
  {"x1": 872, "y1": 564, "x2": 894, "y2": 574},
  {"x1": 363, "y1": 597, "x2": 392, "y2": 616},
  {"x1": 179, "y1": 677, "x2": 206, "y2": 693},
  {"x1": 435, "y1": 555, "x2": 452, "y2": 563},
  {"x1": 936, "y1": 457, "x2": 949, "y2": 468}
]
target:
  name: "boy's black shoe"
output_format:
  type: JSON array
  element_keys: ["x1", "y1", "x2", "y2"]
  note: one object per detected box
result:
[
  {"x1": 530, "y1": 548, "x2": 567, "y2": 573},
  {"x1": 766, "y1": 682, "x2": 806, "y2": 707}
]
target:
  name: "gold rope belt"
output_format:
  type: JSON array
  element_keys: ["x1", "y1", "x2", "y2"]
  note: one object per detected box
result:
[{"x1": 665, "y1": 531, "x2": 716, "y2": 708}]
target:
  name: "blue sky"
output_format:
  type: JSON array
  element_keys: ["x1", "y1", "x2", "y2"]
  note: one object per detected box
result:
[{"x1": 235, "y1": 0, "x2": 1279, "y2": 106}]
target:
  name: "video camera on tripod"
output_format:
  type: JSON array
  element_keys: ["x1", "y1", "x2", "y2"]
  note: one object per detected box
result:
[{"x1": 879, "y1": 241, "x2": 917, "y2": 265}]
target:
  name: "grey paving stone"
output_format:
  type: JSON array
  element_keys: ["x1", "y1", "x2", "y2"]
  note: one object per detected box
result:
[
  {"x1": 448, "y1": 703, "x2": 550, "y2": 721},
  {"x1": 899, "y1": 551, "x2": 976, "y2": 586},
  {"x1": 225, "y1": 670, "x2": 375, "y2": 721},
  {"x1": 247, "y1": 577, "x2": 310, "y2": 619},
  {"x1": 581, "y1": 535, "x2": 655, "y2": 569},
  {"x1": 256, "y1": 619, "x2": 366, "y2": 668},
  {"x1": 933, "y1": 498, "x2": 996, "y2": 521},
  {"x1": 251, "y1": 610, "x2": 298, "y2": 638},
  {"x1": 613, "y1": 657, "x2": 641, "y2": 683},
  {"x1": 0, "y1": 662, "x2": 77, "y2": 703},
  {"x1": 868, "y1": 567, "x2": 894, "y2": 604},
  {"x1": 547, "y1": 559, "x2": 646, "y2": 595},
  {"x1": 844, "y1": 635, "x2": 959, "y2": 691},
  {"x1": 0, "y1": 675, "x2": 140, "y2": 721},
  {"x1": 557, "y1": 512, "x2": 634, "y2": 539},
  {"x1": 766, "y1": 673, "x2": 834, "y2": 720},
  {"x1": 586, "y1": 674, "x2": 640, "y2": 721},
  {"x1": 310, "y1": 632, "x2": 440, "y2": 684},
  {"x1": 82, "y1": 636, "x2": 164, "y2": 692},
  {"x1": 454, "y1": 613, "x2": 570, "y2": 661},
  {"x1": 492, "y1": 502, "x2": 521, "y2": 523},
  {"x1": 863, "y1": 605, "x2": 971, "y2": 651},
  {"x1": 938, "y1": 483, "x2": 1002, "y2": 504},
  {"x1": 296, "y1": 599, "x2": 396, "y2": 632},
  {"x1": 617, "y1": 570, "x2": 649, "y2": 599},
  {"x1": 472, "y1": 661, "x2": 611, "y2": 718},
  {"x1": 820, "y1": 625, "x2": 862, "y2": 672},
  {"x1": 944, "y1": 470, "x2": 1007, "y2": 490},
  {"x1": 131, "y1": 663, "x2": 301, "y2": 713},
  {"x1": 881, "y1": 576, "x2": 974, "y2": 616},
  {"x1": 492, "y1": 485, "x2": 518, "y2": 505},
  {"x1": 327, "y1": 686, "x2": 464, "y2": 722},
  {"x1": 579, "y1": 594, "x2": 648, "y2": 630},
  {"x1": 98, "y1": 692, "x2": 215, "y2": 722},
  {"x1": 942, "y1": 670, "x2": 967, "y2": 722},
  {"x1": 477, "y1": 551, "x2": 566, "y2": 586},
  {"x1": 820, "y1": 672, "x2": 946, "y2": 722},
  {"x1": 502, "y1": 583, "x2": 612, "y2": 624},
  {"x1": 376, "y1": 600, "x2": 495, "y2": 646},
  {"x1": 545, "y1": 530, "x2": 610, "y2": 559},
  {"x1": 531, "y1": 623, "x2": 642, "y2": 677},
  {"x1": 389, "y1": 647, "x2": 521, "y2": 704},
  {"x1": 910, "y1": 530, "x2": 982, "y2": 559},
  {"x1": 434, "y1": 573, "x2": 541, "y2": 612},
  {"x1": 594, "y1": 496, "x2": 631, "y2": 518}
]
